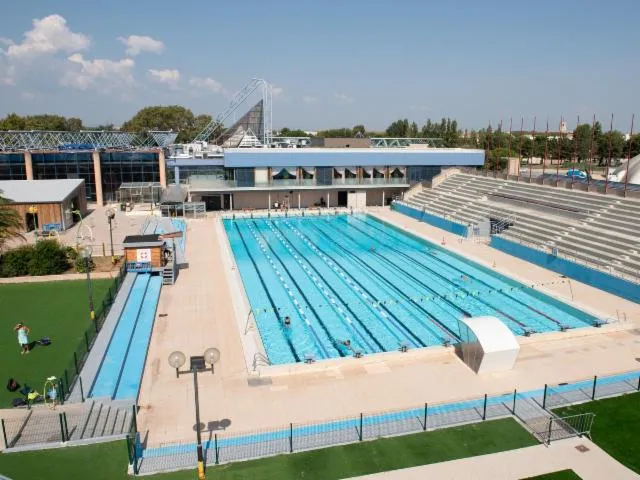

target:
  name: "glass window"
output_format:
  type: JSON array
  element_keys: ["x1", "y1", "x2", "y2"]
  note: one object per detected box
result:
[{"x1": 0, "y1": 153, "x2": 27, "y2": 180}]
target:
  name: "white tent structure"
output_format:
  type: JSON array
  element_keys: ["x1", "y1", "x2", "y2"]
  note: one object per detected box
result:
[
  {"x1": 458, "y1": 316, "x2": 520, "y2": 374},
  {"x1": 607, "y1": 154, "x2": 640, "y2": 184}
]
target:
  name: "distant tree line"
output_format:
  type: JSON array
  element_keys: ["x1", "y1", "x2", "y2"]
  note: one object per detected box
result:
[{"x1": 1, "y1": 111, "x2": 639, "y2": 161}]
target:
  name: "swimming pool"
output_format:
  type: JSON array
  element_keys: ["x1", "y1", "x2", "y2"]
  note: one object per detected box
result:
[{"x1": 224, "y1": 214, "x2": 599, "y2": 365}]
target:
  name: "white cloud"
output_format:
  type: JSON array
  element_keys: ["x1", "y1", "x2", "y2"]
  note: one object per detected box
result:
[
  {"x1": 148, "y1": 68, "x2": 180, "y2": 89},
  {"x1": 303, "y1": 95, "x2": 318, "y2": 104},
  {"x1": 189, "y1": 76, "x2": 224, "y2": 93},
  {"x1": 272, "y1": 85, "x2": 284, "y2": 97},
  {"x1": 0, "y1": 63, "x2": 16, "y2": 86},
  {"x1": 6, "y1": 14, "x2": 90, "y2": 59},
  {"x1": 409, "y1": 105, "x2": 429, "y2": 111},
  {"x1": 21, "y1": 91, "x2": 35, "y2": 100},
  {"x1": 0, "y1": 37, "x2": 14, "y2": 47},
  {"x1": 118, "y1": 35, "x2": 164, "y2": 56},
  {"x1": 60, "y1": 54, "x2": 135, "y2": 92},
  {"x1": 334, "y1": 93, "x2": 354, "y2": 104}
]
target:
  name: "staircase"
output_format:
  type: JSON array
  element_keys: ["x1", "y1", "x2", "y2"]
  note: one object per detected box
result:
[
  {"x1": 163, "y1": 260, "x2": 176, "y2": 285},
  {"x1": 2, "y1": 400, "x2": 134, "y2": 450}
]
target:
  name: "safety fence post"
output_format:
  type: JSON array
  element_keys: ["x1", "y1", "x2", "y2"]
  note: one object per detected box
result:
[
  {"x1": 359, "y1": 413, "x2": 363, "y2": 441},
  {"x1": 637, "y1": 375, "x2": 640, "y2": 391},
  {"x1": 423, "y1": 403, "x2": 428, "y2": 431},
  {"x1": 62, "y1": 412, "x2": 69, "y2": 441},
  {"x1": 546, "y1": 417, "x2": 553, "y2": 445},
  {"x1": 1, "y1": 419, "x2": 8, "y2": 449},
  {"x1": 591, "y1": 376, "x2": 598, "y2": 400},
  {"x1": 289, "y1": 423, "x2": 293, "y2": 453},
  {"x1": 482, "y1": 394, "x2": 488, "y2": 420},
  {"x1": 74, "y1": 352, "x2": 79, "y2": 375},
  {"x1": 214, "y1": 433, "x2": 219, "y2": 464},
  {"x1": 58, "y1": 413, "x2": 66, "y2": 442},
  {"x1": 512, "y1": 389, "x2": 517, "y2": 414},
  {"x1": 84, "y1": 331, "x2": 90, "y2": 351},
  {"x1": 131, "y1": 405, "x2": 138, "y2": 434},
  {"x1": 542, "y1": 384, "x2": 548, "y2": 410},
  {"x1": 79, "y1": 376, "x2": 84, "y2": 402}
]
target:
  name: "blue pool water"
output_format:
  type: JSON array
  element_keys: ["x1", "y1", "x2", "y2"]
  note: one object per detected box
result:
[
  {"x1": 224, "y1": 214, "x2": 599, "y2": 365},
  {"x1": 90, "y1": 273, "x2": 162, "y2": 400}
]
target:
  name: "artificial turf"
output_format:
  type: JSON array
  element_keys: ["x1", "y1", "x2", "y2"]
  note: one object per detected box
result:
[
  {"x1": 521, "y1": 470, "x2": 582, "y2": 479},
  {"x1": 0, "y1": 279, "x2": 113, "y2": 407},
  {"x1": 0, "y1": 418, "x2": 537, "y2": 479},
  {"x1": 553, "y1": 392, "x2": 640, "y2": 474}
]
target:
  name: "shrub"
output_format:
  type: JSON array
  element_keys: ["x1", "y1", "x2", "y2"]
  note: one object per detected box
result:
[
  {"x1": 26, "y1": 240, "x2": 70, "y2": 276},
  {"x1": 74, "y1": 254, "x2": 95, "y2": 273},
  {"x1": 65, "y1": 246, "x2": 79, "y2": 262},
  {"x1": 0, "y1": 245, "x2": 34, "y2": 277}
]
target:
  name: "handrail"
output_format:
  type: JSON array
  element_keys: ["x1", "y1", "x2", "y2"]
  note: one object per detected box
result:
[{"x1": 252, "y1": 352, "x2": 271, "y2": 371}]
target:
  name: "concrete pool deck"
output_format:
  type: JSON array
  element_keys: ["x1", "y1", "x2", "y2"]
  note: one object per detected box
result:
[{"x1": 136, "y1": 209, "x2": 640, "y2": 446}]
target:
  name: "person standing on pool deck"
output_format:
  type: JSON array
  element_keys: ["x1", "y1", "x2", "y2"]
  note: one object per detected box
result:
[{"x1": 15, "y1": 323, "x2": 30, "y2": 354}]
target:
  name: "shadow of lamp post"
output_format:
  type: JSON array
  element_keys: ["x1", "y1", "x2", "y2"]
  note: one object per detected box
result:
[
  {"x1": 80, "y1": 245, "x2": 95, "y2": 321},
  {"x1": 168, "y1": 347, "x2": 221, "y2": 480}
]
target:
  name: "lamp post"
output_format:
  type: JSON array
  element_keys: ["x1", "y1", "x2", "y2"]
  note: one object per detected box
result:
[
  {"x1": 81, "y1": 246, "x2": 95, "y2": 321},
  {"x1": 106, "y1": 208, "x2": 116, "y2": 264},
  {"x1": 168, "y1": 347, "x2": 220, "y2": 480}
]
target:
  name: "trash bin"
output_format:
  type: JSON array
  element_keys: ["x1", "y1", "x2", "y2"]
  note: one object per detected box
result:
[{"x1": 120, "y1": 203, "x2": 126, "y2": 211}]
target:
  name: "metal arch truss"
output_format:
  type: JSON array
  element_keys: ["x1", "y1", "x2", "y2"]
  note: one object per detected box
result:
[
  {"x1": 370, "y1": 137, "x2": 445, "y2": 148},
  {"x1": 194, "y1": 77, "x2": 273, "y2": 146},
  {"x1": 0, "y1": 130, "x2": 177, "y2": 151}
]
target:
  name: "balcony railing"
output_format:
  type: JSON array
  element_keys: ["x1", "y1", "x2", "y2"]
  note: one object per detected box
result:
[{"x1": 187, "y1": 176, "x2": 409, "y2": 190}]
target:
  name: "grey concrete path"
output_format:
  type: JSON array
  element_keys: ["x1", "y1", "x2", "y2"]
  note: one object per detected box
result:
[{"x1": 350, "y1": 437, "x2": 639, "y2": 479}]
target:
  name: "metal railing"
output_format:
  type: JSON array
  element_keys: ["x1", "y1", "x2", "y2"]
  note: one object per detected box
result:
[
  {"x1": 134, "y1": 369, "x2": 640, "y2": 475},
  {"x1": 55, "y1": 263, "x2": 128, "y2": 404},
  {"x1": 501, "y1": 235, "x2": 640, "y2": 284}
]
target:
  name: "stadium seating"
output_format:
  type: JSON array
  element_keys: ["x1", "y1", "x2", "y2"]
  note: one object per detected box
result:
[{"x1": 404, "y1": 172, "x2": 640, "y2": 280}]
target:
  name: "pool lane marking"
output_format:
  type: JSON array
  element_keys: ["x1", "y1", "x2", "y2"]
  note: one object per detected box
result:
[
  {"x1": 232, "y1": 222, "x2": 301, "y2": 362},
  {"x1": 283, "y1": 219, "x2": 418, "y2": 348},
  {"x1": 247, "y1": 221, "x2": 334, "y2": 359},
  {"x1": 316, "y1": 219, "x2": 457, "y2": 343},
  {"x1": 351, "y1": 216, "x2": 564, "y2": 331},
  {"x1": 305, "y1": 221, "x2": 446, "y2": 346},
  {"x1": 268, "y1": 219, "x2": 382, "y2": 352},
  {"x1": 358, "y1": 216, "x2": 568, "y2": 329}
]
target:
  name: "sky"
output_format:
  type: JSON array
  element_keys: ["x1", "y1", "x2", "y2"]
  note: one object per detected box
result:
[{"x1": 1, "y1": 0, "x2": 639, "y2": 132}]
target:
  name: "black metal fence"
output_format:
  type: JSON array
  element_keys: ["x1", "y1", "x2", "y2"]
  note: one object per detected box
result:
[
  {"x1": 135, "y1": 369, "x2": 640, "y2": 475},
  {"x1": 55, "y1": 263, "x2": 127, "y2": 404}
]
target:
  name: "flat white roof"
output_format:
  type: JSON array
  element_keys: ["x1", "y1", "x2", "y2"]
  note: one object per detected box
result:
[
  {"x1": 459, "y1": 316, "x2": 520, "y2": 353},
  {"x1": 0, "y1": 179, "x2": 84, "y2": 203}
]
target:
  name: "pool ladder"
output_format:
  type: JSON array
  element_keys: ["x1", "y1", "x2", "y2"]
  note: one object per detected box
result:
[{"x1": 252, "y1": 352, "x2": 271, "y2": 372}]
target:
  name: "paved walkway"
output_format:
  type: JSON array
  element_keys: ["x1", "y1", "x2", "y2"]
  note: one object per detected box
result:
[
  {"x1": 136, "y1": 210, "x2": 640, "y2": 447},
  {"x1": 350, "y1": 437, "x2": 639, "y2": 479}
]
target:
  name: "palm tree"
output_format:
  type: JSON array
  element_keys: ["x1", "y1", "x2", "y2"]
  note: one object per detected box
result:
[{"x1": 0, "y1": 191, "x2": 24, "y2": 252}]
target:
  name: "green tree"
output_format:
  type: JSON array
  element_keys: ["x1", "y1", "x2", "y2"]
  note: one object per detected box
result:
[
  {"x1": 0, "y1": 192, "x2": 23, "y2": 252},
  {"x1": 122, "y1": 106, "x2": 201, "y2": 143},
  {"x1": 385, "y1": 119, "x2": 409, "y2": 137},
  {"x1": 627, "y1": 134, "x2": 640, "y2": 158},
  {"x1": 352, "y1": 124, "x2": 366, "y2": 136}
]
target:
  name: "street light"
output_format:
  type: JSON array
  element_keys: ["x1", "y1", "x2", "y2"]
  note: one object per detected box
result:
[
  {"x1": 105, "y1": 208, "x2": 116, "y2": 264},
  {"x1": 81, "y1": 246, "x2": 95, "y2": 321},
  {"x1": 168, "y1": 347, "x2": 220, "y2": 480}
]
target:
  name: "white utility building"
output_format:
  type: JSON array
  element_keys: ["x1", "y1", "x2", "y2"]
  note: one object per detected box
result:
[{"x1": 457, "y1": 316, "x2": 520, "y2": 374}]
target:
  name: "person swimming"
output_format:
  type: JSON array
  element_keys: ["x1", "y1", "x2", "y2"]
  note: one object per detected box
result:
[{"x1": 283, "y1": 316, "x2": 291, "y2": 327}]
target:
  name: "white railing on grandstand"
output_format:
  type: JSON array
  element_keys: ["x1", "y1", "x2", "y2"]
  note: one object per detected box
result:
[{"x1": 505, "y1": 236, "x2": 640, "y2": 284}]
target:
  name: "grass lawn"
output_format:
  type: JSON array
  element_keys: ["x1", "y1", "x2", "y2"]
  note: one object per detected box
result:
[
  {"x1": 553, "y1": 392, "x2": 640, "y2": 474},
  {"x1": 0, "y1": 418, "x2": 537, "y2": 480},
  {"x1": 0, "y1": 279, "x2": 113, "y2": 407},
  {"x1": 521, "y1": 470, "x2": 582, "y2": 479}
]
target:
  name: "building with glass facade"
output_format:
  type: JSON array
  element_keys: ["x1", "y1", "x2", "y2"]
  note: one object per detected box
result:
[{"x1": 0, "y1": 146, "x2": 484, "y2": 210}]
